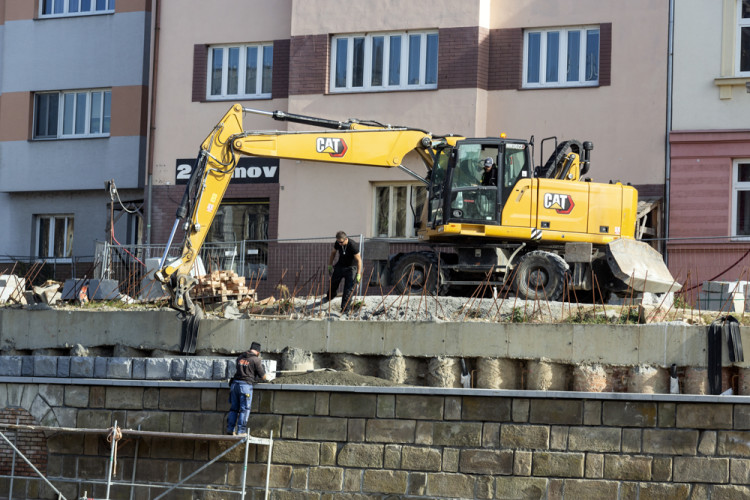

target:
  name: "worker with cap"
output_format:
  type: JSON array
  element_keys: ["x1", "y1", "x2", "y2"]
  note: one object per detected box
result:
[
  {"x1": 226, "y1": 341, "x2": 268, "y2": 435},
  {"x1": 324, "y1": 231, "x2": 363, "y2": 314},
  {"x1": 480, "y1": 157, "x2": 497, "y2": 187}
]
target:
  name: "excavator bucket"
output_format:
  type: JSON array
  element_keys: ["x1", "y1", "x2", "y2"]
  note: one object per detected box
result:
[{"x1": 605, "y1": 238, "x2": 681, "y2": 294}]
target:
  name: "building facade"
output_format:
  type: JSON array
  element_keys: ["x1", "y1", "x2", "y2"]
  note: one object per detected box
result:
[{"x1": 0, "y1": 0, "x2": 151, "y2": 268}]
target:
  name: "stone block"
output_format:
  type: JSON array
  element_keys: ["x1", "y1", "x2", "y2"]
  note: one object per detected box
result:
[
  {"x1": 603, "y1": 454, "x2": 652, "y2": 480},
  {"x1": 90, "y1": 386, "x2": 105, "y2": 407},
  {"x1": 126, "y1": 411, "x2": 170, "y2": 432},
  {"x1": 718, "y1": 431, "x2": 750, "y2": 456},
  {"x1": 401, "y1": 445, "x2": 442, "y2": 471},
  {"x1": 462, "y1": 396, "x2": 511, "y2": 421},
  {"x1": 500, "y1": 424, "x2": 549, "y2": 450},
  {"x1": 512, "y1": 398, "x2": 530, "y2": 423},
  {"x1": 425, "y1": 472, "x2": 475, "y2": 499},
  {"x1": 30, "y1": 394, "x2": 50, "y2": 422},
  {"x1": 652, "y1": 457, "x2": 672, "y2": 481},
  {"x1": 170, "y1": 358, "x2": 186, "y2": 379},
  {"x1": 563, "y1": 479, "x2": 618, "y2": 499},
  {"x1": 329, "y1": 393, "x2": 377, "y2": 418},
  {"x1": 272, "y1": 441, "x2": 320, "y2": 466},
  {"x1": 200, "y1": 388, "x2": 217, "y2": 411},
  {"x1": 483, "y1": 422, "x2": 500, "y2": 448},
  {"x1": 495, "y1": 477, "x2": 547, "y2": 500},
  {"x1": 659, "y1": 402, "x2": 676, "y2": 427},
  {"x1": 408, "y1": 472, "x2": 427, "y2": 495},
  {"x1": 384, "y1": 444, "x2": 401, "y2": 469},
  {"x1": 297, "y1": 416, "x2": 347, "y2": 441},
  {"x1": 676, "y1": 403, "x2": 733, "y2": 429},
  {"x1": 673, "y1": 456, "x2": 729, "y2": 483},
  {"x1": 337, "y1": 443, "x2": 383, "y2": 468},
  {"x1": 568, "y1": 426, "x2": 621, "y2": 452},
  {"x1": 105, "y1": 387, "x2": 144, "y2": 409},
  {"x1": 131, "y1": 359, "x2": 146, "y2": 379},
  {"x1": 281, "y1": 415, "x2": 298, "y2": 439},
  {"x1": 93, "y1": 357, "x2": 107, "y2": 378},
  {"x1": 583, "y1": 401, "x2": 601, "y2": 425},
  {"x1": 107, "y1": 357, "x2": 132, "y2": 379},
  {"x1": 185, "y1": 359, "x2": 213, "y2": 380},
  {"x1": 459, "y1": 449, "x2": 512, "y2": 475},
  {"x1": 363, "y1": 470, "x2": 408, "y2": 495},
  {"x1": 602, "y1": 401, "x2": 657, "y2": 427},
  {"x1": 642, "y1": 429, "x2": 698, "y2": 455},
  {"x1": 56, "y1": 357, "x2": 70, "y2": 377},
  {"x1": 0, "y1": 356, "x2": 22, "y2": 376},
  {"x1": 415, "y1": 421, "x2": 433, "y2": 445},
  {"x1": 70, "y1": 357, "x2": 94, "y2": 378},
  {"x1": 395, "y1": 395, "x2": 443, "y2": 420},
  {"x1": 320, "y1": 442, "x2": 336, "y2": 466},
  {"x1": 731, "y1": 458, "x2": 750, "y2": 484},
  {"x1": 432, "y1": 422, "x2": 482, "y2": 446},
  {"x1": 622, "y1": 428, "x2": 642, "y2": 453},
  {"x1": 39, "y1": 384, "x2": 63, "y2": 406},
  {"x1": 713, "y1": 485, "x2": 750, "y2": 500},
  {"x1": 144, "y1": 387, "x2": 159, "y2": 409},
  {"x1": 585, "y1": 453, "x2": 603, "y2": 478},
  {"x1": 212, "y1": 359, "x2": 227, "y2": 380},
  {"x1": 53, "y1": 407, "x2": 77, "y2": 428},
  {"x1": 77, "y1": 409, "x2": 112, "y2": 429},
  {"x1": 377, "y1": 394, "x2": 395, "y2": 418},
  {"x1": 550, "y1": 426, "x2": 569, "y2": 450},
  {"x1": 145, "y1": 359, "x2": 171, "y2": 380},
  {"x1": 529, "y1": 399, "x2": 582, "y2": 425},
  {"x1": 314, "y1": 392, "x2": 328, "y2": 415},
  {"x1": 226, "y1": 359, "x2": 236, "y2": 377},
  {"x1": 445, "y1": 396, "x2": 461, "y2": 420},
  {"x1": 343, "y1": 469, "x2": 360, "y2": 491},
  {"x1": 308, "y1": 467, "x2": 343, "y2": 491},
  {"x1": 182, "y1": 411, "x2": 223, "y2": 435},
  {"x1": 274, "y1": 391, "x2": 316, "y2": 415},
  {"x1": 348, "y1": 418, "x2": 365, "y2": 442},
  {"x1": 515, "y1": 450, "x2": 532, "y2": 476},
  {"x1": 366, "y1": 419, "x2": 416, "y2": 443},
  {"x1": 21, "y1": 357, "x2": 33, "y2": 376},
  {"x1": 159, "y1": 388, "x2": 202, "y2": 411},
  {"x1": 34, "y1": 356, "x2": 57, "y2": 377},
  {"x1": 21, "y1": 385, "x2": 38, "y2": 409},
  {"x1": 699, "y1": 430, "x2": 717, "y2": 455},
  {"x1": 532, "y1": 451, "x2": 584, "y2": 478}
]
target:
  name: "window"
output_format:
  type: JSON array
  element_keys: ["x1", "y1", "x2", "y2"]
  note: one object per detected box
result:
[
  {"x1": 331, "y1": 31, "x2": 438, "y2": 92},
  {"x1": 206, "y1": 201, "x2": 269, "y2": 279},
  {"x1": 36, "y1": 215, "x2": 74, "y2": 260},
  {"x1": 207, "y1": 43, "x2": 273, "y2": 100},
  {"x1": 374, "y1": 184, "x2": 427, "y2": 238},
  {"x1": 34, "y1": 90, "x2": 111, "y2": 139},
  {"x1": 40, "y1": 0, "x2": 115, "y2": 17},
  {"x1": 523, "y1": 26, "x2": 599, "y2": 88},
  {"x1": 733, "y1": 160, "x2": 750, "y2": 237},
  {"x1": 739, "y1": 0, "x2": 750, "y2": 75}
]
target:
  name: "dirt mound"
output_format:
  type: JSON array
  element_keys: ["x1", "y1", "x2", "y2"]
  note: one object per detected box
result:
[{"x1": 271, "y1": 369, "x2": 404, "y2": 387}]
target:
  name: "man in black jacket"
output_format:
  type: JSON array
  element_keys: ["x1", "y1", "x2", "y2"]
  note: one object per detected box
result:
[
  {"x1": 226, "y1": 341, "x2": 268, "y2": 435},
  {"x1": 324, "y1": 231, "x2": 363, "y2": 313}
]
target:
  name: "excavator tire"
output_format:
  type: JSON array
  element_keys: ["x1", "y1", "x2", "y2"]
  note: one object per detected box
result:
[
  {"x1": 392, "y1": 252, "x2": 442, "y2": 295},
  {"x1": 514, "y1": 250, "x2": 569, "y2": 302}
]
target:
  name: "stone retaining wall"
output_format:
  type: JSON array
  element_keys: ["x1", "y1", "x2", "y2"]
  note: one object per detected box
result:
[{"x1": 2, "y1": 380, "x2": 750, "y2": 499}]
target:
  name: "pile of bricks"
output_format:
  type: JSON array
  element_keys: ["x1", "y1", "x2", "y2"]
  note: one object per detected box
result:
[{"x1": 192, "y1": 270, "x2": 256, "y2": 304}]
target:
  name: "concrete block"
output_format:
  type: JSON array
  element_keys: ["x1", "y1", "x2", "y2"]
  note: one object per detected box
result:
[
  {"x1": 132, "y1": 359, "x2": 146, "y2": 379},
  {"x1": 185, "y1": 359, "x2": 213, "y2": 380},
  {"x1": 145, "y1": 358, "x2": 171, "y2": 380},
  {"x1": 56, "y1": 357, "x2": 70, "y2": 377},
  {"x1": 106, "y1": 358, "x2": 132, "y2": 379},
  {"x1": 0, "y1": 356, "x2": 22, "y2": 376},
  {"x1": 139, "y1": 258, "x2": 168, "y2": 300},
  {"x1": 21, "y1": 356, "x2": 34, "y2": 376},
  {"x1": 212, "y1": 359, "x2": 227, "y2": 380},
  {"x1": 0, "y1": 275, "x2": 25, "y2": 303},
  {"x1": 170, "y1": 358, "x2": 186, "y2": 380},
  {"x1": 94, "y1": 357, "x2": 108, "y2": 378},
  {"x1": 34, "y1": 356, "x2": 57, "y2": 377},
  {"x1": 70, "y1": 357, "x2": 94, "y2": 378}
]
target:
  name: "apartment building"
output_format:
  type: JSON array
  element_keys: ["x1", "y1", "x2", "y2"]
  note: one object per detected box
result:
[
  {"x1": 0, "y1": 0, "x2": 151, "y2": 266},
  {"x1": 668, "y1": 0, "x2": 750, "y2": 288},
  {"x1": 149, "y1": 0, "x2": 669, "y2": 289}
]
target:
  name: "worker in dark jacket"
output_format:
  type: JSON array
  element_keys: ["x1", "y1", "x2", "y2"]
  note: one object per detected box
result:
[
  {"x1": 226, "y1": 341, "x2": 268, "y2": 435},
  {"x1": 324, "y1": 231, "x2": 363, "y2": 313}
]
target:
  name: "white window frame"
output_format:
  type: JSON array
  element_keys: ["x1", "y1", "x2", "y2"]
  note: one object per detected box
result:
[
  {"x1": 206, "y1": 43, "x2": 273, "y2": 100},
  {"x1": 330, "y1": 31, "x2": 438, "y2": 93},
  {"x1": 33, "y1": 89, "x2": 111, "y2": 140},
  {"x1": 373, "y1": 183, "x2": 427, "y2": 238},
  {"x1": 35, "y1": 215, "x2": 74, "y2": 262},
  {"x1": 737, "y1": 0, "x2": 750, "y2": 76},
  {"x1": 732, "y1": 159, "x2": 750, "y2": 238},
  {"x1": 39, "y1": 0, "x2": 115, "y2": 18},
  {"x1": 523, "y1": 26, "x2": 600, "y2": 89}
]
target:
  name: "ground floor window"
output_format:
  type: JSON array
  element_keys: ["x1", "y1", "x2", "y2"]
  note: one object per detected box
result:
[
  {"x1": 36, "y1": 215, "x2": 74, "y2": 260},
  {"x1": 206, "y1": 200, "x2": 269, "y2": 278},
  {"x1": 373, "y1": 184, "x2": 427, "y2": 238},
  {"x1": 733, "y1": 160, "x2": 750, "y2": 237}
]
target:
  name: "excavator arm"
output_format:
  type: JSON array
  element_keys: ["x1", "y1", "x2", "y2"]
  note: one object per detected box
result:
[{"x1": 156, "y1": 103, "x2": 439, "y2": 316}]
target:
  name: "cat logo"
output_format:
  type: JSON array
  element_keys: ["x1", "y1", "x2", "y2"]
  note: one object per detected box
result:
[
  {"x1": 543, "y1": 193, "x2": 575, "y2": 214},
  {"x1": 316, "y1": 137, "x2": 348, "y2": 157}
]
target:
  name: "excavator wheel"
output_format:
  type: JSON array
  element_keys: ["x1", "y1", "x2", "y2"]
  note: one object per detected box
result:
[
  {"x1": 513, "y1": 250, "x2": 569, "y2": 302},
  {"x1": 392, "y1": 252, "x2": 443, "y2": 295}
]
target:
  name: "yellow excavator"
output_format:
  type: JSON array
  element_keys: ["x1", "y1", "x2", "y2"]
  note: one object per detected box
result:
[{"x1": 156, "y1": 103, "x2": 678, "y2": 327}]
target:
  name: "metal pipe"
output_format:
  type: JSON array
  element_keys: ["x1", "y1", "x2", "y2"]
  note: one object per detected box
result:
[
  {"x1": 129, "y1": 425, "x2": 141, "y2": 500},
  {"x1": 664, "y1": 0, "x2": 675, "y2": 263},
  {"x1": 9, "y1": 418, "x2": 17, "y2": 500},
  {"x1": 105, "y1": 421, "x2": 118, "y2": 500},
  {"x1": 265, "y1": 430, "x2": 274, "y2": 500},
  {"x1": 159, "y1": 219, "x2": 181, "y2": 268},
  {"x1": 241, "y1": 434, "x2": 250, "y2": 500}
]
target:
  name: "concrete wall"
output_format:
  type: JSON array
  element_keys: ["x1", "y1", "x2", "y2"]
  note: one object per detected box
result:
[{"x1": 2, "y1": 380, "x2": 750, "y2": 498}]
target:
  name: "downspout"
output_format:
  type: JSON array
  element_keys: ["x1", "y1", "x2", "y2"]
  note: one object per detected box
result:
[
  {"x1": 145, "y1": 0, "x2": 160, "y2": 246},
  {"x1": 664, "y1": 0, "x2": 675, "y2": 262}
]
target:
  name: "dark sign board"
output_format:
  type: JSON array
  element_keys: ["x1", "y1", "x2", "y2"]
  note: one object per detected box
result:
[{"x1": 176, "y1": 157, "x2": 280, "y2": 185}]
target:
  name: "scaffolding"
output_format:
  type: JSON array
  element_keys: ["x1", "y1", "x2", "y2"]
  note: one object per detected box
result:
[{"x1": 0, "y1": 421, "x2": 273, "y2": 500}]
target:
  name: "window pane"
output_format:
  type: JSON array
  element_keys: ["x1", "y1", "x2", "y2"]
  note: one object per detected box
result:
[
  {"x1": 352, "y1": 37, "x2": 365, "y2": 87},
  {"x1": 227, "y1": 47, "x2": 239, "y2": 95},
  {"x1": 408, "y1": 34, "x2": 421, "y2": 85},
  {"x1": 103, "y1": 91, "x2": 111, "y2": 133},
  {"x1": 741, "y1": 27, "x2": 750, "y2": 73},
  {"x1": 54, "y1": 218, "x2": 66, "y2": 258},
  {"x1": 527, "y1": 32, "x2": 541, "y2": 83},
  {"x1": 389, "y1": 36, "x2": 401, "y2": 85},
  {"x1": 262, "y1": 45, "x2": 273, "y2": 94},
  {"x1": 246, "y1": 47, "x2": 258, "y2": 94},
  {"x1": 54, "y1": 0, "x2": 64, "y2": 13},
  {"x1": 426, "y1": 33, "x2": 438, "y2": 85},
  {"x1": 75, "y1": 93, "x2": 87, "y2": 134},
  {"x1": 546, "y1": 31, "x2": 559, "y2": 82},
  {"x1": 739, "y1": 163, "x2": 750, "y2": 182},
  {"x1": 65, "y1": 218, "x2": 74, "y2": 258},
  {"x1": 63, "y1": 94, "x2": 75, "y2": 135},
  {"x1": 96, "y1": 0, "x2": 106, "y2": 10},
  {"x1": 586, "y1": 29, "x2": 600, "y2": 81},
  {"x1": 335, "y1": 38, "x2": 348, "y2": 88},
  {"x1": 38, "y1": 218, "x2": 50, "y2": 257},
  {"x1": 738, "y1": 190, "x2": 750, "y2": 235},
  {"x1": 371, "y1": 36, "x2": 384, "y2": 86},
  {"x1": 35, "y1": 95, "x2": 48, "y2": 137},
  {"x1": 743, "y1": 0, "x2": 750, "y2": 18},
  {"x1": 413, "y1": 186, "x2": 427, "y2": 230},
  {"x1": 394, "y1": 186, "x2": 407, "y2": 236},
  {"x1": 567, "y1": 31, "x2": 580, "y2": 82},
  {"x1": 90, "y1": 91, "x2": 102, "y2": 133},
  {"x1": 43, "y1": 1, "x2": 53, "y2": 15},
  {"x1": 81, "y1": 0, "x2": 90, "y2": 11},
  {"x1": 211, "y1": 48, "x2": 223, "y2": 95},
  {"x1": 375, "y1": 187, "x2": 389, "y2": 237},
  {"x1": 69, "y1": 0, "x2": 79, "y2": 12}
]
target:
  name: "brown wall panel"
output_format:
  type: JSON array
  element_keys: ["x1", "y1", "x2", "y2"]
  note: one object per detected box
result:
[
  {"x1": 0, "y1": 92, "x2": 32, "y2": 141},
  {"x1": 110, "y1": 85, "x2": 149, "y2": 137},
  {"x1": 289, "y1": 34, "x2": 328, "y2": 95}
]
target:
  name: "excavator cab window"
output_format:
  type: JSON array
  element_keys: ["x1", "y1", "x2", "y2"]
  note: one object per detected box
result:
[{"x1": 445, "y1": 142, "x2": 500, "y2": 223}]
